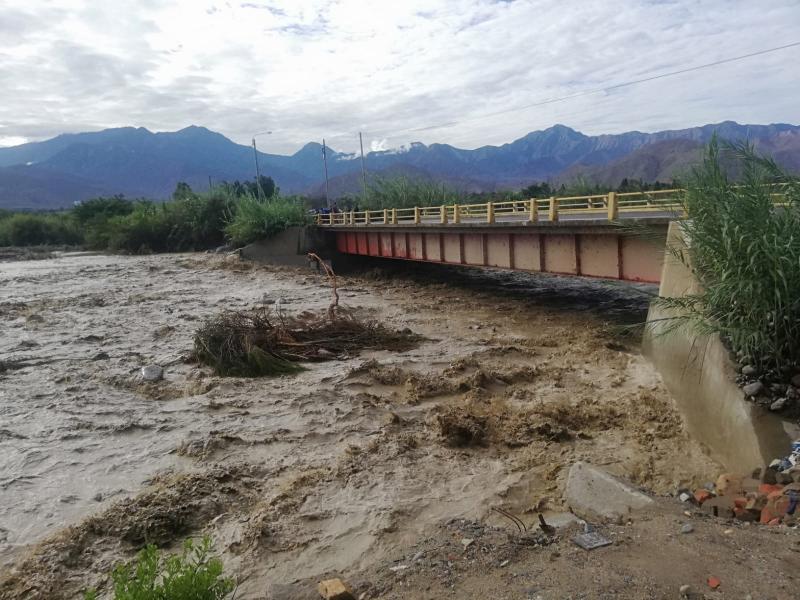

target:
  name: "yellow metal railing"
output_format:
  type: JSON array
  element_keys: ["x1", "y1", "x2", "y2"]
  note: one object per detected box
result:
[{"x1": 315, "y1": 189, "x2": 687, "y2": 226}]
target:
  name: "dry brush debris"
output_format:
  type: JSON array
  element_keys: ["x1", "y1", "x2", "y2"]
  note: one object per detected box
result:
[{"x1": 192, "y1": 308, "x2": 422, "y2": 377}]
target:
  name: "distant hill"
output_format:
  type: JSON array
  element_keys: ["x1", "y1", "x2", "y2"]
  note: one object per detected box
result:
[
  {"x1": 558, "y1": 131, "x2": 800, "y2": 188},
  {"x1": 1, "y1": 121, "x2": 798, "y2": 209},
  {"x1": 0, "y1": 165, "x2": 115, "y2": 210},
  {"x1": 556, "y1": 139, "x2": 705, "y2": 187}
]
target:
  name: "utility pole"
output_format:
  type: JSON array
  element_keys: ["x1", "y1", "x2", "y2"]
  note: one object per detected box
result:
[
  {"x1": 322, "y1": 138, "x2": 331, "y2": 209},
  {"x1": 251, "y1": 130, "x2": 272, "y2": 200},
  {"x1": 251, "y1": 138, "x2": 262, "y2": 199},
  {"x1": 359, "y1": 132, "x2": 368, "y2": 204}
]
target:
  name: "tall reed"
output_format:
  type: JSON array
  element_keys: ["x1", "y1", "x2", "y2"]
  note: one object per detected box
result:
[{"x1": 658, "y1": 139, "x2": 800, "y2": 374}]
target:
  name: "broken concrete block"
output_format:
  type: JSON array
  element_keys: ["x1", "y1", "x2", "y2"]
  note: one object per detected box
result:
[
  {"x1": 317, "y1": 578, "x2": 355, "y2": 600},
  {"x1": 564, "y1": 462, "x2": 654, "y2": 521}
]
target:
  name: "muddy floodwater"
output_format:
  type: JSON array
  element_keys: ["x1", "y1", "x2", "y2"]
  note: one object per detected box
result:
[{"x1": 0, "y1": 252, "x2": 720, "y2": 599}]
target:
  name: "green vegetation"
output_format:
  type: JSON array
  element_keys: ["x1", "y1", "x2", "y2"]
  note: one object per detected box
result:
[
  {"x1": 84, "y1": 537, "x2": 234, "y2": 600},
  {"x1": 0, "y1": 180, "x2": 309, "y2": 253},
  {"x1": 0, "y1": 210, "x2": 82, "y2": 246},
  {"x1": 224, "y1": 194, "x2": 308, "y2": 246},
  {"x1": 658, "y1": 140, "x2": 799, "y2": 373},
  {"x1": 359, "y1": 175, "x2": 463, "y2": 210}
]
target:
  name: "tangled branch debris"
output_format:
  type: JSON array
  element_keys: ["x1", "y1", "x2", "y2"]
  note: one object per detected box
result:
[{"x1": 193, "y1": 308, "x2": 422, "y2": 377}]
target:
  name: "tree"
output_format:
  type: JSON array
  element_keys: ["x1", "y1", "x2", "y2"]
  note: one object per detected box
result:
[
  {"x1": 72, "y1": 195, "x2": 134, "y2": 224},
  {"x1": 221, "y1": 176, "x2": 278, "y2": 199},
  {"x1": 521, "y1": 181, "x2": 553, "y2": 198},
  {"x1": 172, "y1": 181, "x2": 195, "y2": 200}
]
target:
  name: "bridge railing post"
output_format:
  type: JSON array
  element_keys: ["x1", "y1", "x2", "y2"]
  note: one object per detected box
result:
[
  {"x1": 349, "y1": 210, "x2": 355, "y2": 225},
  {"x1": 548, "y1": 197, "x2": 558, "y2": 222},
  {"x1": 440, "y1": 205, "x2": 447, "y2": 224},
  {"x1": 607, "y1": 191, "x2": 618, "y2": 221},
  {"x1": 487, "y1": 201, "x2": 495, "y2": 224},
  {"x1": 453, "y1": 204, "x2": 460, "y2": 224},
  {"x1": 364, "y1": 209, "x2": 370, "y2": 225},
  {"x1": 528, "y1": 198, "x2": 538, "y2": 222},
  {"x1": 391, "y1": 208, "x2": 398, "y2": 224},
  {"x1": 414, "y1": 206, "x2": 421, "y2": 224},
  {"x1": 383, "y1": 208, "x2": 388, "y2": 224}
]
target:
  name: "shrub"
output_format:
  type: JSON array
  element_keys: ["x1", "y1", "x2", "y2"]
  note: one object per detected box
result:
[
  {"x1": 658, "y1": 139, "x2": 800, "y2": 373},
  {"x1": 103, "y1": 191, "x2": 238, "y2": 253},
  {"x1": 224, "y1": 194, "x2": 308, "y2": 246},
  {"x1": 0, "y1": 212, "x2": 82, "y2": 246},
  {"x1": 84, "y1": 537, "x2": 234, "y2": 600}
]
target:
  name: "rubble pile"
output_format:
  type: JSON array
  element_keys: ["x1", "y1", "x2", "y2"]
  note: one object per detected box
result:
[
  {"x1": 737, "y1": 366, "x2": 800, "y2": 415},
  {"x1": 679, "y1": 441, "x2": 800, "y2": 526}
]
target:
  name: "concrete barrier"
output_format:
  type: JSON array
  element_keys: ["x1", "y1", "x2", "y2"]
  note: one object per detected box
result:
[
  {"x1": 643, "y1": 222, "x2": 799, "y2": 471},
  {"x1": 240, "y1": 226, "x2": 328, "y2": 266}
]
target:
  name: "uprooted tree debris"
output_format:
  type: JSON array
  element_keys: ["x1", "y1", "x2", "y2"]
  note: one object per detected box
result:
[
  {"x1": 193, "y1": 308, "x2": 422, "y2": 377},
  {"x1": 193, "y1": 255, "x2": 421, "y2": 376}
]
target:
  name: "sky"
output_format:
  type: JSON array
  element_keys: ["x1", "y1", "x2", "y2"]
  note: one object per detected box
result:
[{"x1": 1, "y1": 0, "x2": 799, "y2": 153}]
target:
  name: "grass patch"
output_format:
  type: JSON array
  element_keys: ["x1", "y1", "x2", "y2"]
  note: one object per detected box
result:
[
  {"x1": 657, "y1": 139, "x2": 800, "y2": 374},
  {"x1": 84, "y1": 537, "x2": 234, "y2": 600},
  {"x1": 193, "y1": 308, "x2": 421, "y2": 377}
]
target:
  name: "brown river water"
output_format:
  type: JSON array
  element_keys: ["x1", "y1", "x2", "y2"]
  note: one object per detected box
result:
[{"x1": 0, "y1": 252, "x2": 718, "y2": 599}]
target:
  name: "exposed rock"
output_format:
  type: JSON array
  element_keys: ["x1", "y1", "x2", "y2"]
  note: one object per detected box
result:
[
  {"x1": 317, "y1": 578, "x2": 355, "y2": 600},
  {"x1": 770, "y1": 397, "x2": 787, "y2": 412},
  {"x1": 680, "y1": 523, "x2": 694, "y2": 534},
  {"x1": 140, "y1": 364, "x2": 164, "y2": 382},
  {"x1": 792, "y1": 374, "x2": 800, "y2": 388},
  {"x1": 741, "y1": 365, "x2": 757, "y2": 377},
  {"x1": 564, "y1": 462, "x2": 654, "y2": 521},
  {"x1": 742, "y1": 381, "x2": 763, "y2": 397}
]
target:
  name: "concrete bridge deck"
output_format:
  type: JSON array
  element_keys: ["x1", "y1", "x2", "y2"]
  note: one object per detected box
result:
[{"x1": 317, "y1": 191, "x2": 683, "y2": 283}]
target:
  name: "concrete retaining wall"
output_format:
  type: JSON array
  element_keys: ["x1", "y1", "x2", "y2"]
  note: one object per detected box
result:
[
  {"x1": 240, "y1": 226, "x2": 328, "y2": 266},
  {"x1": 643, "y1": 222, "x2": 798, "y2": 471}
]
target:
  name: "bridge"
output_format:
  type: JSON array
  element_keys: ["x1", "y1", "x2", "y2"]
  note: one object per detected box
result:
[{"x1": 316, "y1": 190, "x2": 684, "y2": 283}]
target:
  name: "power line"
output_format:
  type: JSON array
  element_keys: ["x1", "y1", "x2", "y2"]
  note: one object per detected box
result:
[{"x1": 371, "y1": 41, "x2": 800, "y2": 138}]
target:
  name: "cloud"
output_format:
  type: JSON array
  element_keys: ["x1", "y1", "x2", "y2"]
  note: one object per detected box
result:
[{"x1": 0, "y1": 0, "x2": 798, "y2": 153}]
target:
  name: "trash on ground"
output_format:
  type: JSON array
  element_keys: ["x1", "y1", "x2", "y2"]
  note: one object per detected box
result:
[
  {"x1": 680, "y1": 440, "x2": 800, "y2": 527},
  {"x1": 572, "y1": 530, "x2": 613, "y2": 550}
]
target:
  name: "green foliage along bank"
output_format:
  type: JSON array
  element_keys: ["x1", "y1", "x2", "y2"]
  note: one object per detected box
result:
[
  {"x1": 659, "y1": 139, "x2": 800, "y2": 374},
  {"x1": 0, "y1": 181, "x2": 310, "y2": 254}
]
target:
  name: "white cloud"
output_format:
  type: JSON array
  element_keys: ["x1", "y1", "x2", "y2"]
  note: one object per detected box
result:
[
  {"x1": 0, "y1": 0, "x2": 798, "y2": 153},
  {"x1": 0, "y1": 136, "x2": 29, "y2": 147},
  {"x1": 370, "y1": 138, "x2": 389, "y2": 152}
]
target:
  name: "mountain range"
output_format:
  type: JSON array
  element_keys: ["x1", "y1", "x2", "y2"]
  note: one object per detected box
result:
[{"x1": 1, "y1": 121, "x2": 798, "y2": 210}]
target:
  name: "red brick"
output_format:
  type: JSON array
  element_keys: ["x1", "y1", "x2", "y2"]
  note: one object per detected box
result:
[{"x1": 693, "y1": 489, "x2": 713, "y2": 504}]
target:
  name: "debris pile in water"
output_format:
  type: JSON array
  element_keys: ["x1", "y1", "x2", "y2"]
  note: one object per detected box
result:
[{"x1": 193, "y1": 308, "x2": 421, "y2": 377}]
